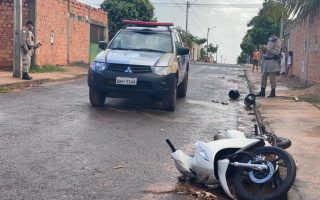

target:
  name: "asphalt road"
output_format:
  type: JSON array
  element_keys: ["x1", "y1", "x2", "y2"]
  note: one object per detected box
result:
[{"x1": 0, "y1": 63, "x2": 256, "y2": 200}]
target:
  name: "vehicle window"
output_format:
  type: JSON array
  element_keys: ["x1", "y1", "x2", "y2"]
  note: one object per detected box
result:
[{"x1": 109, "y1": 31, "x2": 173, "y2": 53}]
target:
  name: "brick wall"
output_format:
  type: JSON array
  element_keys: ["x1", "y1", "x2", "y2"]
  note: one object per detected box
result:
[
  {"x1": 285, "y1": 7, "x2": 320, "y2": 85},
  {"x1": 0, "y1": 0, "x2": 108, "y2": 69},
  {"x1": 36, "y1": 0, "x2": 68, "y2": 66},
  {"x1": 0, "y1": 0, "x2": 29, "y2": 69},
  {"x1": 69, "y1": 0, "x2": 89, "y2": 64}
]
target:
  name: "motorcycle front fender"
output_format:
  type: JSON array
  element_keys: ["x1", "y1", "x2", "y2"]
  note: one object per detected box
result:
[
  {"x1": 171, "y1": 150, "x2": 193, "y2": 176},
  {"x1": 217, "y1": 159, "x2": 235, "y2": 200}
]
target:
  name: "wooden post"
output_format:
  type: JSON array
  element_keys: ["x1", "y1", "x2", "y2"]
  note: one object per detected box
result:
[{"x1": 13, "y1": 0, "x2": 22, "y2": 77}]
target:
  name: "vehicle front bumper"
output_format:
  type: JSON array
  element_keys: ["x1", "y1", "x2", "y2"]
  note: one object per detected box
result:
[{"x1": 87, "y1": 69, "x2": 176, "y2": 98}]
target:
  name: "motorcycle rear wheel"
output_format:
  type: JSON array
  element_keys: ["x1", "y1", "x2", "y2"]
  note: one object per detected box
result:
[{"x1": 233, "y1": 146, "x2": 296, "y2": 200}]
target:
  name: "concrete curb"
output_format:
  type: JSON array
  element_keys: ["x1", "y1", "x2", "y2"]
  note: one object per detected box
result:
[
  {"x1": 0, "y1": 74, "x2": 87, "y2": 91},
  {"x1": 244, "y1": 69, "x2": 274, "y2": 134}
]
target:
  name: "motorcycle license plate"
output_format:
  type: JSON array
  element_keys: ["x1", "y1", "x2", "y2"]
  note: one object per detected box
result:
[{"x1": 116, "y1": 77, "x2": 137, "y2": 85}]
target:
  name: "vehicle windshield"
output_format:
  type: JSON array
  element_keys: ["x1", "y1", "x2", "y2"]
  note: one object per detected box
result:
[{"x1": 109, "y1": 31, "x2": 173, "y2": 53}]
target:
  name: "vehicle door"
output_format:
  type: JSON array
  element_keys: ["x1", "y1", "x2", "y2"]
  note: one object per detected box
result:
[{"x1": 172, "y1": 32, "x2": 185, "y2": 83}]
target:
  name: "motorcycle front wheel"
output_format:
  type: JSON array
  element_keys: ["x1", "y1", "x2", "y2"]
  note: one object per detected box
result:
[{"x1": 233, "y1": 146, "x2": 296, "y2": 200}]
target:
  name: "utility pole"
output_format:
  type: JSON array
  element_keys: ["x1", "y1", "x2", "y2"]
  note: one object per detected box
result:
[
  {"x1": 206, "y1": 28, "x2": 209, "y2": 62},
  {"x1": 221, "y1": 55, "x2": 223, "y2": 64},
  {"x1": 280, "y1": 0, "x2": 284, "y2": 39},
  {"x1": 185, "y1": 1, "x2": 190, "y2": 47},
  {"x1": 206, "y1": 26, "x2": 215, "y2": 62},
  {"x1": 13, "y1": 0, "x2": 22, "y2": 77},
  {"x1": 216, "y1": 52, "x2": 218, "y2": 64}
]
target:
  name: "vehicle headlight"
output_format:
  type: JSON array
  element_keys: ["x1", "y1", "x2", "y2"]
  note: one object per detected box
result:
[
  {"x1": 152, "y1": 66, "x2": 172, "y2": 75},
  {"x1": 195, "y1": 142, "x2": 209, "y2": 161},
  {"x1": 90, "y1": 62, "x2": 107, "y2": 71}
]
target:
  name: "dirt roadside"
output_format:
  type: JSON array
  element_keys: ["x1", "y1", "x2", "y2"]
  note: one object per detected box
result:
[
  {"x1": 245, "y1": 66, "x2": 320, "y2": 200},
  {"x1": 0, "y1": 66, "x2": 88, "y2": 92}
]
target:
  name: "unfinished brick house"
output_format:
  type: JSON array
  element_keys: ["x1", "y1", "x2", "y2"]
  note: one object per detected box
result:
[
  {"x1": 284, "y1": 7, "x2": 320, "y2": 85},
  {"x1": 0, "y1": 0, "x2": 108, "y2": 69}
]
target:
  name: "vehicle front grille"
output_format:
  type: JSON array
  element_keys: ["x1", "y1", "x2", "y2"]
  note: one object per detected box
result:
[{"x1": 108, "y1": 64, "x2": 152, "y2": 73}]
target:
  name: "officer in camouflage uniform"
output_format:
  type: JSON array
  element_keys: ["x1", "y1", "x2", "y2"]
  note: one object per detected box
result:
[
  {"x1": 21, "y1": 20, "x2": 35, "y2": 80},
  {"x1": 256, "y1": 30, "x2": 281, "y2": 98}
]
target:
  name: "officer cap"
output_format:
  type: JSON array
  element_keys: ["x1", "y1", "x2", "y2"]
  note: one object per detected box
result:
[
  {"x1": 267, "y1": 30, "x2": 276, "y2": 37},
  {"x1": 26, "y1": 20, "x2": 34, "y2": 26}
]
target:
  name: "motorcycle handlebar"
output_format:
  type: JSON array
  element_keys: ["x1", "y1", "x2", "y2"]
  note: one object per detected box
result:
[{"x1": 165, "y1": 139, "x2": 176, "y2": 152}]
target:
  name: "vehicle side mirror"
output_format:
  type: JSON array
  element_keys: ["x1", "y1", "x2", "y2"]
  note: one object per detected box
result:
[
  {"x1": 99, "y1": 41, "x2": 108, "y2": 50},
  {"x1": 177, "y1": 47, "x2": 189, "y2": 55}
]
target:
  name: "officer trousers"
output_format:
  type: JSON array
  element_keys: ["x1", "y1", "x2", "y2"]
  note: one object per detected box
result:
[
  {"x1": 261, "y1": 72, "x2": 277, "y2": 89},
  {"x1": 21, "y1": 49, "x2": 32, "y2": 73}
]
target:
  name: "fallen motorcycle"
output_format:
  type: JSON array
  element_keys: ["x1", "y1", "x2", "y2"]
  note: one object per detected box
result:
[{"x1": 166, "y1": 129, "x2": 296, "y2": 200}]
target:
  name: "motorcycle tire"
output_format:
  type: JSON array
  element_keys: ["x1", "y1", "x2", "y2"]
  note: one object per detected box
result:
[
  {"x1": 233, "y1": 146, "x2": 296, "y2": 200},
  {"x1": 276, "y1": 137, "x2": 292, "y2": 149}
]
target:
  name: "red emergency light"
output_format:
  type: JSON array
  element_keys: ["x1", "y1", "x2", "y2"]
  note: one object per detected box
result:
[{"x1": 122, "y1": 20, "x2": 174, "y2": 27}]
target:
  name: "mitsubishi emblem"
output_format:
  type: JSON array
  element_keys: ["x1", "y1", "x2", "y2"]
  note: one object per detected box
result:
[{"x1": 125, "y1": 66, "x2": 133, "y2": 73}]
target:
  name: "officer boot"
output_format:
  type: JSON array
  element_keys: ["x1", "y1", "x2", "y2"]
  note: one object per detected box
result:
[
  {"x1": 22, "y1": 73, "x2": 32, "y2": 80},
  {"x1": 268, "y1": 89, "x2": 276, "y2": 98},
  {"x1": 26, "y1": 73, "x2": 33, "y2": 79},
  {"x1": 255, "y1": 87, "x2": 265, "y2": 97}
]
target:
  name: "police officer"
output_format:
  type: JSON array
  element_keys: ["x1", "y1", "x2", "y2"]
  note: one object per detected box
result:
[
  {"x1": 21, "y1": 20, "x2": 35, "y2": 80},
  {"x1": 256, "y1": 30, "x2": 281, "y2": 98}
]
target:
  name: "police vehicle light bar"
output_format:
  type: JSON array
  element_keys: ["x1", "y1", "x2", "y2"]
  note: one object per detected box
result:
[{"x1": 122, "y1": 20, "x2": 174, "y2": 27}]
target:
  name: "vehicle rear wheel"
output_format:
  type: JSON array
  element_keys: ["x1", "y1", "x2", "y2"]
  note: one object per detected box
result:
[
  {"x1": 177, "y1": 70, "x2": 188, "y2": 97},
  {"x1": 89, "y1": 88, "x2": 105, "y2": 106},
  {"x1": 163, "y1": 78, "x2": 177, "y2": 111}
]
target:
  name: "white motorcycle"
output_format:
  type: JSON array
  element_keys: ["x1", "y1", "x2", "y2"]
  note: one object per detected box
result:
[{"x1": 166, "y1": 130, "x2": 296, "y2": 200}]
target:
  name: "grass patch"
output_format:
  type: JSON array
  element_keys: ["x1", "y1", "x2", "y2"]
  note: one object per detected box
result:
[
  {"x1": 305, "y1": 98, "x2": 320, "y2": 104},
  {"x1": 29, "y1": 65, "x2": 67, "y2": 73},
  {"x1": 0, "y1": 87, "x2": 11, "y2": 93}
]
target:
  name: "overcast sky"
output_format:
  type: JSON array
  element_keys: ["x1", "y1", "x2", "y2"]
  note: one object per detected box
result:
[{"x1": 78, "y1": 0, "x2": 264, "y2": 64}]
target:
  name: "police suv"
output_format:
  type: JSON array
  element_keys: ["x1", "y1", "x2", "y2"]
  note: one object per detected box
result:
[{"x1": 88, "y1": 20, "x2": 190, "y2": 111}]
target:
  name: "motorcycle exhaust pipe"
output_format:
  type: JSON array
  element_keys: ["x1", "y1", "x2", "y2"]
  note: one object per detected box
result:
[{"x1": 165, "y1": 139, "x2": 176, "y2": 152}]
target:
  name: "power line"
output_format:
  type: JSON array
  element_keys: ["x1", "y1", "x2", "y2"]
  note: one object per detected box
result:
[
  {"x1": 189, "y1": 14, "x2": 207, "y2": 36},
  {"x1": 152, "y1": 3, "x2": 262, "y2": 8},
  {"x1": 189, "y1": 7, "x2": 208, "y2": 30}
]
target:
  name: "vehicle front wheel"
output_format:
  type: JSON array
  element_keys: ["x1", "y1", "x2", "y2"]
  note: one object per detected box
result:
[
  {"x1": 89, "y1": 88, "x2": 106, "y2": 106},
  {"x1": 177, "y1": 70, "x2": 188, "y2": 97},
  {"x1": 163, "y1": 78, "x2": 177, "y2": 111},
  {"x1": 233, "y1": 146, "x2": 296, "y2": 200}
]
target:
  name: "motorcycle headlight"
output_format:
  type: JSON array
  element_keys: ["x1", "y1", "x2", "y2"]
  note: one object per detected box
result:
[
  {"x1": 152, "y1": 66, "x2": 172, "y2": 75},
  {"x1": 90, "y1": 62, "x2": 107, "y2": 71},
  {"x1": 195, "y1": 142, "x2": 209, "y2": 161}
]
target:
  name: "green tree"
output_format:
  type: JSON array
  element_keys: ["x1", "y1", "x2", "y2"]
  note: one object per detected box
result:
[
  {"x1": 200, "y1": 48, "x2": 206, "y2": 60},
  {"x1": 100, "y1": 0, "x2": 156, "y2": 39},
  {"x1": 205, "y1": 43, "x2": 218, "y2": 55},
  {"x1": 283, "y1": 0, "x2": 320, "y2": 20},
  {"x1": 238, "y1": 0, "x2": 282, "y2": 63},
  {"x1": 174, "y1": 26, "x2": 206, "y2": 47}
]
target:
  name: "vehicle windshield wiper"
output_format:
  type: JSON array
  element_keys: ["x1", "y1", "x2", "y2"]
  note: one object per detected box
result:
[{"x1": 131, "y1": 48, "x2": 167, "y2": 53}]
